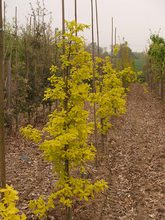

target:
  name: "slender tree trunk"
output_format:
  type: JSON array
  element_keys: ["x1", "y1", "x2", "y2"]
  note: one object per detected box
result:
[
  {"x1": 7, "y1": 59, "x2": 11, "y2": 109},
  {"x1": 100, "y1": 118, "x2": 105, "y2": 150},
  {"x1": 66, "y1": 207, "x2": 72, "y2": 220},
  {"x1": 54, "y1": 28, "x2": 58, "y2": 64},
  {"x1": 0, "y1": 0, "x2": 6, "y2": 189},
  {"x1": 7, "y1": 59, "x2": 12, "y2": 133},
  {"x1": 149, "y1": 60, "x2": 153, "y2": 90},
  {"x1": 27, "y1": 111, "x2": 31, "y2": 124},
  {"x1": 160, "y1": 72, "x2": 164, "y2": 100},
  {"x1": 62, "y1": 1, "x2": 72, "y2": 219}
]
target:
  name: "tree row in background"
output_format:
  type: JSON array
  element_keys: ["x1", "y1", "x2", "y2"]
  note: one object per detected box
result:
[
  {"x1": 145, "y1": 34, "x2": 165, "y2": 100},
  {"x1": 4, "y1": 2, "x2": 59, "y2": 131}
]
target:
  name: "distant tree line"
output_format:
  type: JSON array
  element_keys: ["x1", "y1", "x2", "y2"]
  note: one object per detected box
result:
[{"x1": 145, "y1": 34, "x2": 165, "y2": 100}]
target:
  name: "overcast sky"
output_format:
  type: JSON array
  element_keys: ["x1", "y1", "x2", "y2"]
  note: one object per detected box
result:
[{"x1": 4, "y1": 0, "x2": 165, "y2": 52}]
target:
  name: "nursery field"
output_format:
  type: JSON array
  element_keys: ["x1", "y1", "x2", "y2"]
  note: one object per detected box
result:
[
  {"x1": 5, "y1": 84, "x2": 165, "y2": 220},
  {"x1": 0, "y1": 1, "x2": 165, "y2": 220}
]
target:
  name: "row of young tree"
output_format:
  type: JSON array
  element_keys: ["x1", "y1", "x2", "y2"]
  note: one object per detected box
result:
[
  {"x1": 145, "y1": 34, "x2": 165, "y2": 100},
  {"x1": 0, "y1": 1, "x2": 138, "y2": 220},
  {"x1": 1, "y1": 20, "x2": 137, "y2": 220},
  {"x1": 2, "y1": 1, "x2": 139, "y2": 133}
]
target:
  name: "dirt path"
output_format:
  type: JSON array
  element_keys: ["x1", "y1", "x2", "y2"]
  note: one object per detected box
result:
[
  {"x1": 99, "y1": 84, "x2": 165, "y2": 220},
  {"x1": 6, "y1": 83, "x2": 165, "y2": 219}
]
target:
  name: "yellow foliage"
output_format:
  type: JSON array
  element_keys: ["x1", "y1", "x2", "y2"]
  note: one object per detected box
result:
[
  {"x1": 29, "y1": 177, "x2": 108, "y2": 218},
  {"x1": 29, "y1": 196, "x2": 54, "y2": 219},
  {"x1": 92, "y1": 57, "x2": 126, "y2": 134},
  {"x1": 21, "y1": 21, "x2": 109, "y2": 218},
  {"x1": 113, "y1": 44, "x2": 120, "y2": 56},
  {"x1": 142, "y1": 83, "x2": 149, "y2": 93},
  {"x1": 119, "y1": 67, "x2": 137, "y2": 86},
  {"x1": 0, "y1": 185, "x2": 26, "y2": 220},
  {"x1": 20, "y1": 125, "x2": 42, "y2": 143}
]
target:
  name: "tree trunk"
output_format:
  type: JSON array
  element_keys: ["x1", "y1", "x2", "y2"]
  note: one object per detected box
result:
[
  {"x1": 66, "y1": 207, "x2": 72, "y2": 220},
  {"x1": 62, "y1": 1, "x2": 72, "y2": 220},
  {"x1": 28, "y1": 111, "x2": 31, "y2": 124},
  {"x1": 160, "y1": 72, "x2": 164, "y2": 100},
  {"x1": 14, "y1": 109, "x2": 19, "y2": 132}
]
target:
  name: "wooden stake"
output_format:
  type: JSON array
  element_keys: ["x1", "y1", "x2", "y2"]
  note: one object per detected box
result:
[
  {"x1": 0, "y1": 0, "x2": 6, "y2": 189},
  {"x1": 91, "y1": 0, "x2": 95, "y2": 90},
  {"x1": 3, "y1": 2, "x2": 5, "y2": 56},
  {"x1": 91, "y1": 0, "x2": 95, "y2": 62},
  {"x1": 62, "y1": 0, "x2": 65, "y2": 55},
  {"x1": 75, "y1": 0, "x2": 77, "y2": 25},
  {"x1": 62, "y1": 0, "x2": 65, "y2": 36},
  {"x1": 2, "y1": 1, "x2": 5, "y2": 81},
  {"x1": 111, "y1": 17, "x2": 114, "y2": 56},
  {"x1": 74, "y1": 0, "x2": 78, "y2": 52},
  {"x1": 91, "y1": 0, "x2": 98, "y2": 151},
  {"x1": 114, "y1": 27, "x2": 117, "y2": 69},
  {"x1": 95, "y1": 0, "x2": 100, "y2": 57},
  {"x1": 15, "y1": 7, "x2": 18, "y2": 36},
  {"x1": 95, "y1": 0, "x2": 105, "y2": 150},
  {"x1": 3, "y1": 2, "x2": 5, "y2": 32},
  {"x1": 15, "y1": 6, "x2": 19, "y2": 131},
  {"x1": 115, "y1": 27, "x2": 117, "y2": 46}
]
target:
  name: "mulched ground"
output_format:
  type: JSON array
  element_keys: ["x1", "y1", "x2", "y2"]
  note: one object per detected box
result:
[{"x1": 5, "y1": 83, "x2": 165, "y2": 219}]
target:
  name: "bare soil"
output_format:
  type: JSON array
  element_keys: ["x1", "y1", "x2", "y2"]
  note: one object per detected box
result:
[{"x1": 6, "y1": 83, "x2": 165, "y2": 219}]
